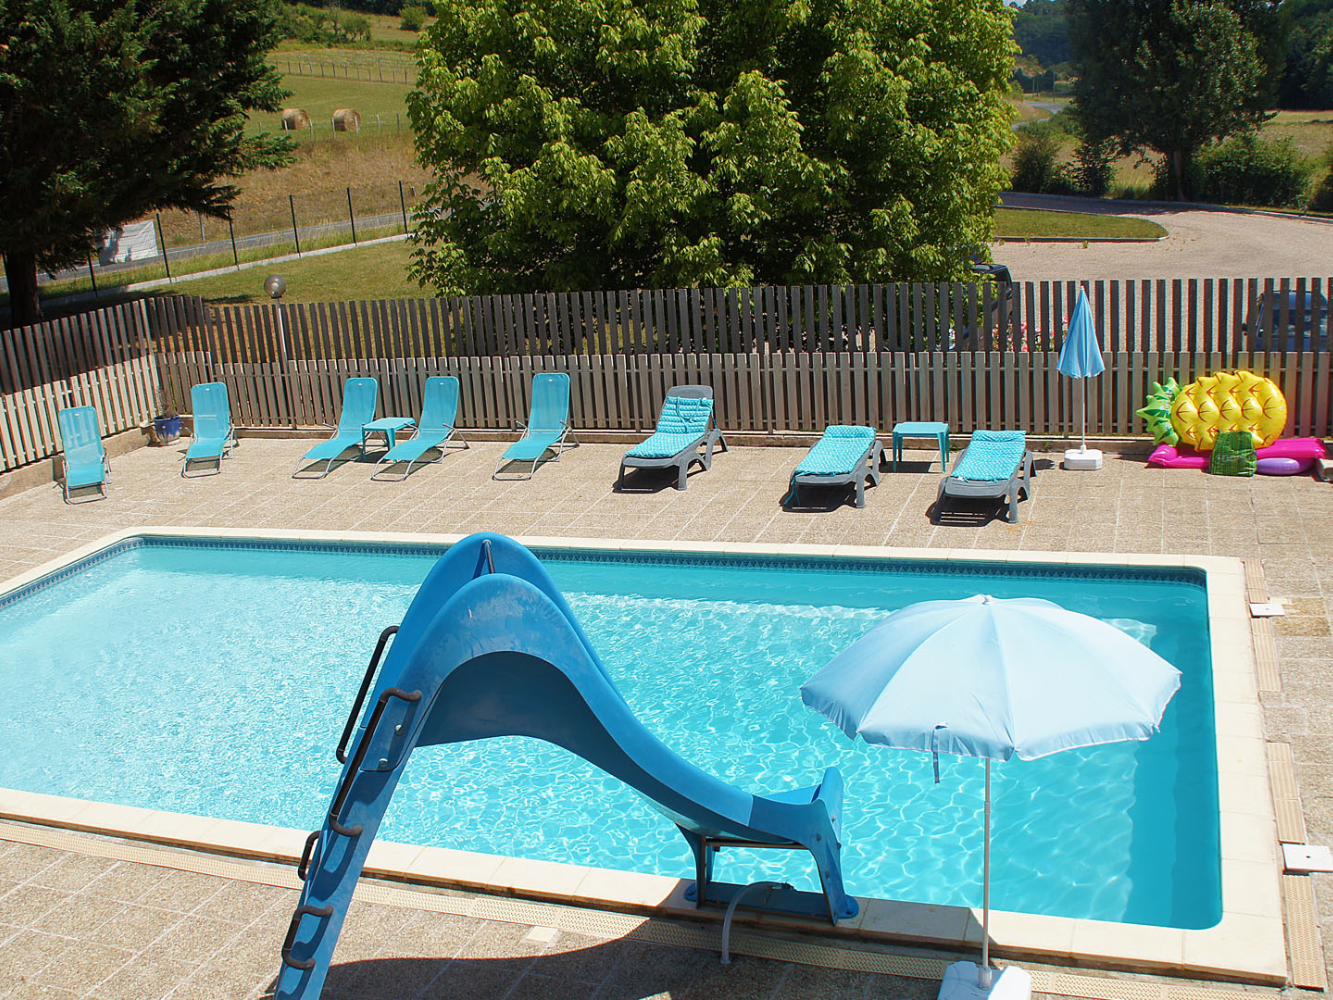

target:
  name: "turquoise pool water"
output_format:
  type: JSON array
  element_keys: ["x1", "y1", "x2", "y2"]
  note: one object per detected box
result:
[{"x1": 0, "y1": 537, "x2": 1220, "y2": 928}]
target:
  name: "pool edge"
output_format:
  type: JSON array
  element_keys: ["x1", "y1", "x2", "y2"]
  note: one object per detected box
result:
[{"x1": 0, "y1": 528, "x2": 1287, "y2": 985}]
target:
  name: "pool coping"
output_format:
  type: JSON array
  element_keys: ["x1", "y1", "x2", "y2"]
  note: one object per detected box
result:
[{"x1": 0, "y1": 526, "x2": 1285, "y2": 985}]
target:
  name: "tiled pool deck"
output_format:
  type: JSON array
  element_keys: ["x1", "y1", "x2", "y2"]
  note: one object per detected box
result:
[{"x1": 1, "y1": 436, "x2": 1331, "y2": 999}]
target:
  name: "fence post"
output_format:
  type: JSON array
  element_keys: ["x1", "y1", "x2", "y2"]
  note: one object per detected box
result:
[
  {"x1": 228, "y1": 217, "x2": 239, "y2": 267},
  {"x1": 155, "y1": 212, "x2": 172, "y2": 280},
  {"x1": 399, "y1": 180, "x2": 409, "y2": 234},
  {"x1": 289, "y1": 194, "x2": 302, "y2": 257},
  {"x1": 86, "y1": 256, "x2": 99, "y2": 297},
  {"x1": 396, "y1": 113, "x2": 400, "y2": 134},
  {"x1": 347, "y1": 187, "x2": 358, "y2": 244},
  {"x1": 376, "y1": 114, "x2": 382, "y2": 136}
]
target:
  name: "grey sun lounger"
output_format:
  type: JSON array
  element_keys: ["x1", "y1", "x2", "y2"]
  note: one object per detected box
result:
[
  {"x1": 617, "y1": 386, "x2": 727, "y2": 490},
  {"x1": 933, "y1": 429, "x2": 1034, "y2": 524},
  {"x1": 372, "y1": 376, "x2": 468, "y2": 481},
  {"x1": 783, "y1": 425, "x2": 883, "y2": 509}
]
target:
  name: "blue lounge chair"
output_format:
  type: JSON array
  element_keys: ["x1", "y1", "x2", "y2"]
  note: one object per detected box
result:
[
  {"x1": 372, "y1": 376, "x2": 468, "y2": 481},
  {"x1": 492, "y1": 373, "x2": 577, "y2": 480},
  {"x1": 617, "y1": 386, "x2": 726, "y2": 491},
  {"x1": 57, "y1": 406, "x2": 110, "y2": 504},
  {"x1": 933, "y1": 429, "x2": 1034, "y2": 524},
  {"x1": 182, "y1": 382, "x2": 235, "y2": 478},
  {"x1": 293, "y1": 378, "x2": 379, "y2": 479},
  {"x1": 783, "y1": 425, "x2": 883, "y2": 509}
]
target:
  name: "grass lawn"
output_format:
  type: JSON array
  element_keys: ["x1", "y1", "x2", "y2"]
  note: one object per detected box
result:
[
  {"x1": 995, "y1": 208, "x2": 1166, "y2": 239},
  {"x1": 160, "y1": 239, "x2": 425, "y2": 305}
]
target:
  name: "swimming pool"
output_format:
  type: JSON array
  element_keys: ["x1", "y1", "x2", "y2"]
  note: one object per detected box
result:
[{"x1": 0, "y1": 532, "x2": 1221, "y2": 931}]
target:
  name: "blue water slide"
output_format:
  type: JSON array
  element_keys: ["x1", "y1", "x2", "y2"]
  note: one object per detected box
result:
[{"x1": 275, "y1": 533, "x2": 855, "y2": 999}]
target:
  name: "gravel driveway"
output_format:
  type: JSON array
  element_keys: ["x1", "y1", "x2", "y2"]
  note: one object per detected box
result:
[{"x1": 995, "y1": 192, "x2": 1333, "y2": 281}]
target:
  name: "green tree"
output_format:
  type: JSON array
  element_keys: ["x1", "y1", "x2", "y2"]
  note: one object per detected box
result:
[
  {"x1": 407, "y1": 0, "x2": 1015, "y2": 295},
  {"x1": 1069, "y1": 0, "x2": 1281, "y2": 200},
  {"x1": 400, "y1": 4, "x2": 428, "y2": 30},
  {"x1": 0, "y1": 0, "x2": 292, "y2": 326}
]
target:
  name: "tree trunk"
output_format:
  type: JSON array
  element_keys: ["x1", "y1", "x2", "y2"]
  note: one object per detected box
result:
[
  {"x1": 1170, "y1": 150, "x2": 1187, "y2": 202},
  {"x1": 3, "y1": 251, "x2": 42, "y2": 327}
]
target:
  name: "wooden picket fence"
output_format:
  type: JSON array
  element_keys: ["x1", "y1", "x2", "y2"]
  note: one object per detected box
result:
[
  {"x1": 0, "y1": 300, "x2": 159, "y2": 472},
  {"x1": 3, "y1": 280, "x2": 1333, "y2": 475},
  {"x1": 151, "y1": 350, "x2": 1333, "y2": 442}
]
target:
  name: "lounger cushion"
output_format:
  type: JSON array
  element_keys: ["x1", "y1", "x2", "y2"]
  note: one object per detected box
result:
[
  {"x1": 626, "y1": 397, "x2": 714, "y2": 459},
  {"x1": 953, "y1": 430, "x2": 1026, "y2": 481},
  {"x1": 794, "y1": 426, "x2": 877, "y2": 476}
]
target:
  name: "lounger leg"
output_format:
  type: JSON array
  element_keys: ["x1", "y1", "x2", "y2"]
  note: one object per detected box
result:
[
  {"x1": 676, "y1": 461, "x2": 689, "y2": 490},
  {"x1": 616, "y1": 463, "x2": 626, "y2": 491},
  {"x1": 854, "y1": 478, "x2": 865, "y2": 508},
  {"x1": 1007, "y1": 487, "x2": 1019, "y2": 523},
  {"x1": 933, "y1": 479, "x2": 946, "y2": 524}
]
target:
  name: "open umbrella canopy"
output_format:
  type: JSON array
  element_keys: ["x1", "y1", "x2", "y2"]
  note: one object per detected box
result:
[
  {"x1": 799, "y1": 594, "x2": 1180, "y2": 762},
  {"x1": 1057, "y1": 288, "x2": 1105, "y2": 380}
]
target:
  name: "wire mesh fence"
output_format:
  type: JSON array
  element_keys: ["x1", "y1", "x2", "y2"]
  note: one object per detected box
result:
[{"x1": 2, "y1": 181, "x2": 431, "y2": 299}]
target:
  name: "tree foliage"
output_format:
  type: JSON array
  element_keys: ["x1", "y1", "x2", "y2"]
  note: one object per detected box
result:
[
  {"x1": 1069, "y1": 0, "x2": 1281, "y2": 200},
  {"x1": 1278, "y1": 0, "x2": 1333, "y2": 108},
  {"x1": 1011, "y1": 0, "x2": 1074, "y2": 72},
  {"x1": 0, "y1": 0, "x2": 292, "y2": 325},
  {"x1": 407, "y1": 0, "x2": 1015, "y2": 295}
]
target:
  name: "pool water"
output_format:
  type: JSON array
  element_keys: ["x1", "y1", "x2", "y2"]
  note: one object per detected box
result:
[{"x1": 0, "y1": 538, "x2": 1220, "y2": 928}]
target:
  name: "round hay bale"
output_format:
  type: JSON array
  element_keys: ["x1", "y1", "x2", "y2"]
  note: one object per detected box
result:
[
  {"x1": 332, "y1": 108, "x2": 361, "y2": 133},
  {"x1": 281, "y1": 107, "x2": 310, "y2": 131}
]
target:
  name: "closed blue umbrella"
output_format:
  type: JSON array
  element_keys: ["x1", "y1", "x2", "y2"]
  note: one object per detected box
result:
[
  {"x1": 801, "y1": 595, "x2": 1180, "y2": 996},
  {"x1": 1058, "y1": 287, "x2": 1105, "y2": 465}
]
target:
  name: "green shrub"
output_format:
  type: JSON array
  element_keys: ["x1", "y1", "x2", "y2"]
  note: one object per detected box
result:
[
  {"x1": 1307, "y1": 142, "x2": 1333, "y2": 212},
  {"x1": 1195, "y1": 134, "x2": 1311, "y2": 208},
  {"x1": 1073, "y1": 137, "x2": 1115, "y2": 197},
  {"x1": 1010, "y1": 131, "x2": 1074, "y2": 194},
  {"x1": 399, "y1": 5, "x2": 427, "y2": 30}
]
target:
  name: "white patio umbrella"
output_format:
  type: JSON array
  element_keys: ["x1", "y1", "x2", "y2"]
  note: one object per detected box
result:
[{"x1": 800, "y1": 594, "x2": 1180, "y2": 1000}]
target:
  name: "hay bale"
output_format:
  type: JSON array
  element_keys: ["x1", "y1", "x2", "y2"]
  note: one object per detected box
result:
[
  {"x1": 281, "y1": 107, "x2": 310, "y2": 131},
  {"x1": 332, "y1": 108, "x2": 361, "y2": 133}
]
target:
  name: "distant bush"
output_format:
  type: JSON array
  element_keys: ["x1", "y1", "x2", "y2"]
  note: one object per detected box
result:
[
  {"x1": 1010, "y1": 131, "x2": 1074, "y2": 194},
  {"x1": 1073, "y1": 138, "x2": 1116, "y2": 197},
  {"x1": 1195, "y1": 134, "x2": 1311, "y2": 208},
  {"x1": 400, "y1": 5, "x2": 427, "y2": 30}
]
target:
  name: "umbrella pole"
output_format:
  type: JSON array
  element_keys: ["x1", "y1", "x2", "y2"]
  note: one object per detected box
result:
[
  {"x1": 980, "y1": 757, "x2": 993, "y2": 988},
  {"x1": 1080, "y1": 379, "x2": 1088, "y2": 452}
]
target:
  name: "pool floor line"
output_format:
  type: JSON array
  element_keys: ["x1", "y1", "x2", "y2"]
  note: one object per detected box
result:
[{"x1": 0, "y1": 819, "x2": 1285, "y2": 1000}]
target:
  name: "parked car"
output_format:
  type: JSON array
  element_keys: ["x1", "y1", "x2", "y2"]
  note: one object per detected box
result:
[{"x1": 1244, "y1": 290, "x2": 1329, "y2": 352}]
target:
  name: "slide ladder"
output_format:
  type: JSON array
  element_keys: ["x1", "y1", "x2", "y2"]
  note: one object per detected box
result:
[{"x1": 275, "y1": 533, "x2": 855, "y2": 999}]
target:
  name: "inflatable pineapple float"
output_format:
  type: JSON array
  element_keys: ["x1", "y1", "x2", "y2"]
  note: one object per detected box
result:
[{"x1": 1136, "y1": 370, "x2": 1286, "y2": 450}]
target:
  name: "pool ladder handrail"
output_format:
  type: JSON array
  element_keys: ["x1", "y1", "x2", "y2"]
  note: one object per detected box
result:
[{"x1": 336, "y1": 625, "x2": 400, "y2": 765}]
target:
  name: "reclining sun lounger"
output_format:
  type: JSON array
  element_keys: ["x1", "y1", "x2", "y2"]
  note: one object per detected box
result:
[
  {"x1": 933, "y1": 429, "x2": 1034, "y2": 524},
  {"x1": 57, "y1": 405, "x2": 110, "y2": 504},
  {"x1": 783, "y1": 425, "x2": 883, "y2": 509},
  {"x1": 493, "y1": 373, "x2": 577, "y2": 480},
  {"x1": 372, "y1": 376, "x2": 468, "y2": 481},
  {"x1": 182, "y1": 382, "x2": 235, "y2": 478},
  {"x1": 617, "y1": 386, "x2": 726, "y2": 491},
  {"x1": 293, "y1": 377, "x2": 379, "y2": 479}
]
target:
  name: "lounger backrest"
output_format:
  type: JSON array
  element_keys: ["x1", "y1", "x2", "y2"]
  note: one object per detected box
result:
[
  {"x1": 191, "y1": 382, "x2": 231, "y2": 441},
  {"x1": 417, "y1": 376, "x2": 460, "y2": 434},
  {"x1": 338, "y1": 378, "x2": 379, "y2": 435},
  {"x1": 528, "y1": 373, "x2": 569, "y2": 433},
  {"x1": 57, "y1": 406, "x2": 104, "y2": 468},
  {"x1": 656, "y1": 394, "x2": 714, "y2": 438}
]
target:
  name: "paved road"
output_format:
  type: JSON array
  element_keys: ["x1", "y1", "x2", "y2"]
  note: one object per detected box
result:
[{"x1": 996, "y1": 192, "x2": 1333, "y2": 281}]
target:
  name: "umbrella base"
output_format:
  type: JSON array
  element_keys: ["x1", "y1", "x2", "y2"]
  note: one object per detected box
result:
[
  {"x1": 1063, "y1": 447, "x2": 1103, "y2": 470},
  {"x1": 938, "y1": 962, "x2": 1031, "y2": 1000}
]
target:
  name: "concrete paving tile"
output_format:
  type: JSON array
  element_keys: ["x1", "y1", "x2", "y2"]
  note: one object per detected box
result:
[
  {"x1": 27, "y1": 852, "x2": 120, "y2": 894},
  {"x1": 0, "y1": 884, "x2": 68, "y2": 928},
  {"x1": 0, "y1": 845, "x2": 66, "y2": 884},
  {"x1": 30, "y1": 940, "x2": 132, "y2": 994},
  {"x1": 415, "y1": 960, "x2": 525, "y2": 1000},
  {"x1": 29, "y1": 891, "x2": 124, "y2": 939},
  {"x1": 85, "y1": 863, "x2": 172, "y2": 903},
  {"x1": 135, "y1": 869, "x2": 226, "y2": 913},
  {"x1": 0, "y1": 929, "x2": 77, "y2": 980},
  {"x1": 507, "y1": 970, "x2": 602, "y2": 1000}
]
